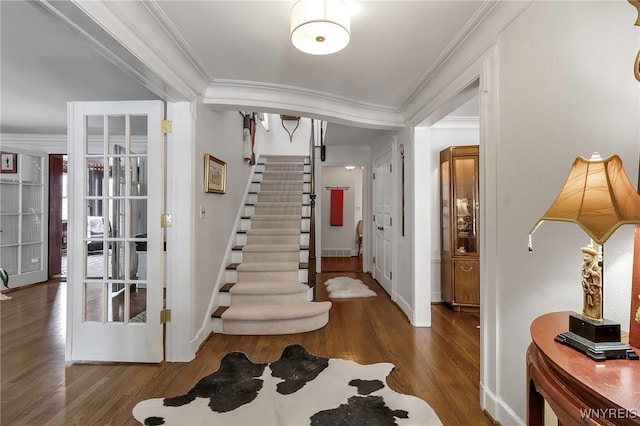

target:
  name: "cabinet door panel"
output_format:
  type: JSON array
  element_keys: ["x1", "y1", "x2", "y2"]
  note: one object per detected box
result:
[{"x1": 453, "y1": 259, "x2": 479, "y2": 305}]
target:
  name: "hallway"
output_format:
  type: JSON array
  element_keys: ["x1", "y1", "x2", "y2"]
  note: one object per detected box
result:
[{"x1": 321, "y1": 256, "x2": 363, "y2": 272}]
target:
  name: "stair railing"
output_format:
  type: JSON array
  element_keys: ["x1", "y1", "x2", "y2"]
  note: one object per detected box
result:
[{"x1": 308, "y1": 119, "x2": 317, "y2": 292}]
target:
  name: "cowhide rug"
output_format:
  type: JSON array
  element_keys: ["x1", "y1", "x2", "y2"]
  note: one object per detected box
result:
[
  {"x1": 133, "y1": 344, "x2": 442, "y2": 426},
  {"x1": 323, "y1": 276, "x2": 376, "y2": 299}
]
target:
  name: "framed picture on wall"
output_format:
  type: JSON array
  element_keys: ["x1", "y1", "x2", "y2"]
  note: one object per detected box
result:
[
  {"x1": 1, "y1": 152, "x2": 17, "y2": 173},
  {"x1": 204, "y1": 154, "x2": 226, "y2": 194}
]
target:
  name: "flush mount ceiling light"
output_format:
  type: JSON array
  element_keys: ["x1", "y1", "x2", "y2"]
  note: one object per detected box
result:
[{"x1": 290, "y1": 0, "x2": 350, "y2": 55}]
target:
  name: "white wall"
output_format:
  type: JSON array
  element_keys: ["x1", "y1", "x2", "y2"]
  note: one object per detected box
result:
[
  {"x1": 492, "y1": 2, "x2": 639, "y2": 422},
  {"x1": 190, "y1": 104, "x2": 256, "y2": 349},
  {"x1": 426, "y1": 118, "x2": 479, "y2": 302},
  {"x1": 320, "y1": 166, "x2": 362, "y2": 256}
]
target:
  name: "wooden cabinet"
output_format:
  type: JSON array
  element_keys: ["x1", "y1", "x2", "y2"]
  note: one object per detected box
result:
[{"x1": 440, "y1": 146, "x2": 479, "y2": 308}]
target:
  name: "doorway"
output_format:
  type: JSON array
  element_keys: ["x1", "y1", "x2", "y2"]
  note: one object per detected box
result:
[{"x1": 320, "y1": 165, "x2": 364, "y2": 272}]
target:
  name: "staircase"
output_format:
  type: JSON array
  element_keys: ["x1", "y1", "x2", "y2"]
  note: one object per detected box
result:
[{"x1": 212, "y1": 155, "x2": 331, "y2": 335}]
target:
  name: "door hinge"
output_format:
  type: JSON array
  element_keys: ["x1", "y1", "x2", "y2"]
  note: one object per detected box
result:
[
  {"x1": 390, "y1": 164, "x2": 392, "y2": 172},
  {"x1": 373, "y1": 256, "x2": 376, "y2": 264},
  {"x1": 390, "y1": 217, "x2": 392, "y2": 226},
  {"x1": 390, "y1": 271, "x2": 392, "y2": 279},
  {"x1": 161, "y1": 120, "x2": 172, "y2": 134},
  {"x1": 161, "y1": 214, "x2": 172, "y2": 228},
  {"x1": 160, "y1": 309, "x2": 171, "y2": 324},
  {"x1": 373, "y1": 172, "x2": 376, "y2": 180}
]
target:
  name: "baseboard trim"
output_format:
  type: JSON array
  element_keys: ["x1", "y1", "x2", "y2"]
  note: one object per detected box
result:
[{"x1": 480, "y1": 381, "x2": 523, "y2": 426}]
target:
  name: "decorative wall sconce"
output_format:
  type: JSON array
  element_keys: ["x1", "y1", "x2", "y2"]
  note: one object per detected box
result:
[{"x1": 280, "y1": 115, "x2": 301, "y2": 142}]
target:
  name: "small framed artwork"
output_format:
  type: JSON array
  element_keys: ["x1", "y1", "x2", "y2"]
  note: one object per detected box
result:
[
  {"x1": 204, "y1": 154, "x2": 226, "y2": 194},
  {"x1": 1, "y1": 152, "x2": 17, "y2": 174}
]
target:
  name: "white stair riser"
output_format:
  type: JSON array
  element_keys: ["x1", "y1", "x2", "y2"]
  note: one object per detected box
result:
[
  {"x1": 219, "y1": 292, "x2": 231, "y2": 307},
  {"x1": 226, "y1": 270, "x2": 237, "y2": 283},
  {"x1": 212, "y1": 317, "x2": 223, "y2": 333}
]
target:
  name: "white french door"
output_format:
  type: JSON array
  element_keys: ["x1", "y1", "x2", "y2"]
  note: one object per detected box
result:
[
  {"x1": 67, "y1": 101, "x2": 164, "y2": 363},
  {"x1": 373, "y1": 150, "x2": 393, "y2": 296}
]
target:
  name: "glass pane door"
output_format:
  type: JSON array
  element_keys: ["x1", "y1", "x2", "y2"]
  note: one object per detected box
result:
[
  {"x1": 69, "y1": 100, "x2": 163, "y2": 363},
  {"x1": 452, "y1": 156, "x2": 478, "y2": 256},
  {"x1": 0, "y1": 150, "x2": 47, "y2": 287}
]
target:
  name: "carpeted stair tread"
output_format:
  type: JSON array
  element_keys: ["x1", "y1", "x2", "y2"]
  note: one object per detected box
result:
[
  {"x1": 251, "y1": 215, "x2": 302, "y2": 220},
  {"x1": 233, "y1": 244, "x2": 309, "y2": 251},
  {"x1": 236, "y1": 261, "x2": 299, "y2": 272},
  {"x1": 254, "y1": 202, "x2": 302, "y2": 207},
  {"x1": 242, "y1": 244, "x2": 300, "y2": 252},
  {"x1": 246, "y1": 229, "x2": 301, "y2": 235},
  {"x1": 230, "y1": 281, "x2": 309, "y2": 295},
  {"x1": 221, "y1": 301, "x2": 331, "y2": 321}
]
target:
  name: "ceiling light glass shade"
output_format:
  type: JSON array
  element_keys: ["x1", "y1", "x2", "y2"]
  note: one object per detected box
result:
[
  {"x1": 529, "y1": 153, "x2": 640, "y2": 245},
  {"x1": 290, "y1": 0, "x2": 350, "y2": 55}
]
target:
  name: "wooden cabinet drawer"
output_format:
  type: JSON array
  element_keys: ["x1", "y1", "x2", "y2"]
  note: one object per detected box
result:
[{"x1": 453, "y1": 259, "x2": 479, "y2": 306}]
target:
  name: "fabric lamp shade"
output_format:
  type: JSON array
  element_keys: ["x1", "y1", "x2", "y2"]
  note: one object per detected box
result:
[
  {"x1": 530, "y1": 154, "x2": 640, "y2": 245},
  {"x1": 290, "y1": 0, "x2": 350, "y2": 55}
]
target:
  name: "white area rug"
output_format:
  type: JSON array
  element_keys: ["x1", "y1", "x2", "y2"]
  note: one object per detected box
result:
[
  {"x1": 132, "y1": 344, "x2": 442, "y2": 426},
  {"x1": 324, "y1": 277, "x2": 376, "y2": 299}
]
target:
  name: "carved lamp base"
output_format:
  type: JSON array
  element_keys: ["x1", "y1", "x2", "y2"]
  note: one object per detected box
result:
[{"x1": 554, "y1": 314, "x2": 639, "y2": 361}]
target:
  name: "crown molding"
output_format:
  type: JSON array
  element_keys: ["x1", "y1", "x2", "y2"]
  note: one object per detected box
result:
[
  {"x1": 402, "y1": 1, "x2": 532, "y2": 123},
  {"x1": 204, "y1": 80, "x2": 405, "y2": 130},
  {"x1": 0, "y1": 133, "x2": 67, "y2": 154},
  {"x1": 37, "y1": 0, "x2": 208, "y2": 102},
  {"x1": 429, "y1": 117, "x2": 480, "y2": 130},
  {"x1": 400, "y1": 1, "x2": 499, "y2": 111}
]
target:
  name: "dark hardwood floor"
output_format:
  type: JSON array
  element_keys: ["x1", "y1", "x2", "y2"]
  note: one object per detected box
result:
[
  {"x1": 0, "y1": 273, "x2": 492, "y2": 425},
  {"x1": 321, "y1": 256, "x2": 363, "y2": 272}
]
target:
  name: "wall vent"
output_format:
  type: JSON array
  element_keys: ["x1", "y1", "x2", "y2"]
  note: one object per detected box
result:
[{"x1": 321, "y1": 249, "x2": 351, "y2": 257}]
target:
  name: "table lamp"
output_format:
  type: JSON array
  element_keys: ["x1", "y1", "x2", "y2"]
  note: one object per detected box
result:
[{"x1": 529, "y1": 153, "x2": 640, "y2": 361}]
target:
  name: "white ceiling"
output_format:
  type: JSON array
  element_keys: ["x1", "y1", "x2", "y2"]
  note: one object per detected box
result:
[{"x1": 1, "y1": 1, "x2": 484, "y2": 144}]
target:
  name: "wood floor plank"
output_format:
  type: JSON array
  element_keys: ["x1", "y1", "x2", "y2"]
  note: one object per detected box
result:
[{"x1": 1, "y1": 273, "x2": 493, "y2": 425}]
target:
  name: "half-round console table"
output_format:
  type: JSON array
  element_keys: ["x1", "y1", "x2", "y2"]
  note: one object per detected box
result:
[{"x1": 527, "y1": 311, "x2": 640, "y2": 426}]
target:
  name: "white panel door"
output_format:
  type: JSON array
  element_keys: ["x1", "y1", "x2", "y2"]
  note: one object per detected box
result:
[
  {"x1": 67, "y1": 101, "x2": 164, "y2": 363},
  {"x1": 374, "y1": 152, "x2": 392, "y2": 295}
]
